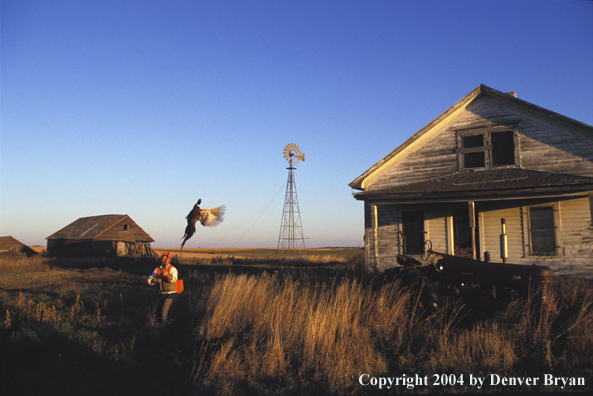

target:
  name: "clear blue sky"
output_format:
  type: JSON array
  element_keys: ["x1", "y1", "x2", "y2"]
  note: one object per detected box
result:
[{"x1": 2, "y1": 0, "x2": 592, "y2": 248}]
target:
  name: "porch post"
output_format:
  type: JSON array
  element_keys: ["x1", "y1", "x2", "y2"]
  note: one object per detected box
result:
[
  {"x1": 589, "y1": 193, "x2": 593, "y2": 223},
  {"x1": 468, "y1": 201, "x2": 477, "y2": 260},
  {"x1": 372, "y1": 204, "x2": 379, "y2": 271}
]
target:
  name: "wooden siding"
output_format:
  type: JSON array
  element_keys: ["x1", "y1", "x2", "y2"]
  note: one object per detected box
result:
[
  {"x1": 0, "y1": 237, "x2": 26, "y2": 252},
  {"x1": 560, "y1": 197, "x2": 593, "y2": 262},
  {"x1": 356, "y1": 87, "x2": 593, "y2": 276},
  {"x1": 519, "y1": 128, "x2": 593, "y2": 176},
  {"x1": 47, "y1": 239, "x2": 96, "y2": 257},
  {"x1": 367, "y1": 125, "x2": 459, "y2": 190},
  {"x1": 364, "y1": 204, "x2": 452, "y2": 271},
  {"x1": 480, "y1": 205, "x2": 524, "y2": 263},
  {"x1": 364, "y1": 197, "x2": 593, "y2": 276},
  {"x1": 96, "y1": 219, "x2": 153, "y2": 243},
  {"x1": 553, "y1": 197, "x2": 593, "y2": 276},
  {"x1": 426, "y1": 208, "x2": 448, "y2": 254},
  {"x1": 375, "y1": 205, "x2": 400, "y2": 271},
  {"x1": 0, "y1": 236, "x2": 36, "y2": 255},
  {"x1": 364, "y1": 96, "x2": 593, "y2": 192},
  {"x1": 47, "y1": 215, "x2": 154, "y2": 257},
  {"x1": 479, "y1": 197, "x2": 593, "y2": 276}
]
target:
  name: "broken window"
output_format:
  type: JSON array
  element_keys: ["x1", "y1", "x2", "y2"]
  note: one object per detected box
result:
[
  {"x1": 458, "y1": 127, "x2": 518, "y2": 170},
  {"x1": 491, "y1": 131, "x2": 516, "y2": 166},
  {"x1": 462, "y1": 135, "x2": 486, "y2": 168}
]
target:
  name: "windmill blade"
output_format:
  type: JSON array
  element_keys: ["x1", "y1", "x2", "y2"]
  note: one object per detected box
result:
[{"x1": 283, "y1": 143, "x2": 304, "y2": 165}]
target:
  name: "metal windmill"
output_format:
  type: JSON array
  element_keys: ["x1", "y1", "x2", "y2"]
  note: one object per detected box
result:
[{"x1": 277, "y1": 143, "x2": 306, "y2": 252}]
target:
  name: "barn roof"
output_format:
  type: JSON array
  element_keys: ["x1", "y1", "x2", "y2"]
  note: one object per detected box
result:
[
  {"x1": 349, "y1": 84, "x2": 593, "y2": 190},
  {"x1": 353, "y1": 168, "x2": 593, "y2": 202},
  {"x1": 46, "y1": 215, "x2": 154, "y2": 242},
  {"x1": 0, "y1": 236, "x2": 27, "y2": 246}
]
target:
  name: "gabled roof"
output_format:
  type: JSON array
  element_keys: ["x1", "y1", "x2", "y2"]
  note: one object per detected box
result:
[
  {"x1": 350, "y1": 84, "x2": 593, "y2": 190},
  {"x1": 353, "y1": 168, "x2": 593, "y2": 202},
  {"x1": 0, "y1": 236, "x2": 27, "y2": 247},
  {"x1": 47, "y1": 215, "x2": 154, "y2": 242},
  {"x1": 0, "y1": 236, "x2": 37, "y2": 255}
]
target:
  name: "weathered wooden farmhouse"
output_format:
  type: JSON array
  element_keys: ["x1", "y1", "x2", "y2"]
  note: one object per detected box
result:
[
  {"x1": 0, "y1": 236, "x2": 37, "y2": 256},
  {"x1": 46, "y1": 215, "x2": 154, "y2": 257},
  {"x1": 350, "y1": 85, "x2": 593, "y2": 277}
]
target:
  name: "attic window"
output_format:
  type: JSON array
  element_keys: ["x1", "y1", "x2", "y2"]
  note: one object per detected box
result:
[
  {"x1": 457, "y1": 127, "x2": 519, "y2": 170},
  {"x1": 462, "y1": 135, "x2": 486, "y2": 168},
  {"x1": 123, "y1": 224, "x2": 128, "y2": 231}
]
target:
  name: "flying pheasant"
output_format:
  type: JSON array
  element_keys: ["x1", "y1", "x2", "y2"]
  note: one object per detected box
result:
[{"x1": 181, "y1": 199, "x2": 226, "y2": 248}]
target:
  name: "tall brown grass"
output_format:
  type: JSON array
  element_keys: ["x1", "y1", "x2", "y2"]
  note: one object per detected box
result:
[
  {"x1": 191, "y1": 273, "x2": 593, "y2": 395},
  {"x1": 0, "y1": 253, "x2": 48, "y2": 272},
  {"x1": 193, "y1": 274, "x2": 403, "y2": 394}
]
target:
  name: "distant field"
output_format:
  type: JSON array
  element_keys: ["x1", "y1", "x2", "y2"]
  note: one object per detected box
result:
[
  {"x1": 30, "y1": 246, "x2": 46, "y2": 254},
  {"x1": 153, "y1": 247, "x2": 363, "y2": 262}
]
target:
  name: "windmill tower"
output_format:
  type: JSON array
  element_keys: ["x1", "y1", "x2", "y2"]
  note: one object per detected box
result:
[{"x1": 277, "y1": 143, "x2": 306, "y2": 252}]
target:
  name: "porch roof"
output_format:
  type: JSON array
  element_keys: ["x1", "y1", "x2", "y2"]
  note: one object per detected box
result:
[{"x1": 353, "y1": 168, "x2": 593, "y2": 202}]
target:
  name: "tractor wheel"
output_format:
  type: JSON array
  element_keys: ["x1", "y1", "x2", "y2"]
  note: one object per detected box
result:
[{"x1": 398, "y1": 269, "x2": 442, "y2": 316}]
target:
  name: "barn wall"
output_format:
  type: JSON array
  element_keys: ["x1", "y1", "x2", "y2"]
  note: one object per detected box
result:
[
  {"x1": 113, "y1": 241, "x2": 153, "y2": 258},
  {"x1": 97, "y1": 220, "x2": 152, "y2": 243},
  {"x1": 47, "y1": 239, "x2": 96, "y2": 257},
  {"x1": 0, "y1": 239, "x2": 25, "y2": 253},
  {"x1": 0, "y1": 238, "x2": 36, "y2": 256},
  {"x1": 48, "y1": 239, "x2": 153, "y2": 258}
]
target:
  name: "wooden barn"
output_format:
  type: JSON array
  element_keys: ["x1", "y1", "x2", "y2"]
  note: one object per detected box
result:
[
  {"x1": 0, "y1": 236, "x2": 37, "y2": 256},
  {"x1": 350, "y1": 85, "x2": 593, "y2": 277},
  {"x1": 46, "y1": 215, "x2": 155, "y2": 257}
]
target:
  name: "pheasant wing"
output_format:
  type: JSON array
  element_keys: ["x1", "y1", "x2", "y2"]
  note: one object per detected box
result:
[{"x1": 198, "y1": 205, "x2": 226, "y2": 227}]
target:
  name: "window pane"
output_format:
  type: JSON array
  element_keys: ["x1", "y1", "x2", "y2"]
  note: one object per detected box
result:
[
  {"x1": 530, "y1": 207, "x2": 554, "y2": 229},
  {"x1": 531, "y1": 230, "x2": 556, "y2": 254},
  {"x1": 464, "y1": 152, "x2": 485, "y2": 168},
  {"x1": 492, "y1": 131, "x2": 515, "y2": 166},
  {"x1": 463, "y1": 134, "x2": 484, "y2": 148},
  {"x1": 452, "y1": 210, "x2": 473, "y2": 254},
  {"x1": 402, "y1": 211, "x2": 424, "y2": 254},
  {"x1": 530, "y1": 207, "x2": 555, "y2": 254}
]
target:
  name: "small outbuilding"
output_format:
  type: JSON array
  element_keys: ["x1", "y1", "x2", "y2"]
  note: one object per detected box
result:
[
  {"x1": 350, "y1": 85, "x2": 593, "y2": 277},
  {"x1": 46, "y1": 215, "x2": 155, "y2": 257},
  {"x1": 0, "y1": 236, "x2": 37, "y2": 256}
]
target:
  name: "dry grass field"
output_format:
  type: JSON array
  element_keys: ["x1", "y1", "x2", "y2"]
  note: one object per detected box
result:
[
  {"x1": 153, "y1": 247, "x2": 363, "y2": 262},
  {"x1": 1, "y1": 249, "x2": 592, "y2": 395}
]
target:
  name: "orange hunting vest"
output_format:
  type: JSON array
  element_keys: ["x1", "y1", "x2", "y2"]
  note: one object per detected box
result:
[{"x1": 156, "y1": 264, "x2": 183, "y2": 293}]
